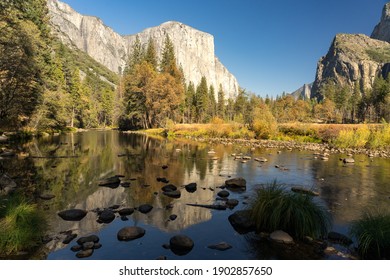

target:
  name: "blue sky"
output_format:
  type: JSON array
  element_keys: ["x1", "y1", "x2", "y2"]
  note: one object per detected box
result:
[{"x1": 60, "y1": 0, "x2": 386, "y2": 97}]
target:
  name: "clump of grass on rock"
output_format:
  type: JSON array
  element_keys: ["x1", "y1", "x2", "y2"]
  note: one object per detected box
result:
[
  {"x1": 249, "y1": 181, "x2": 332, "y2": 239},
  {"x1": 350, "y1": 209, "x2": 390, "y2": 259}
]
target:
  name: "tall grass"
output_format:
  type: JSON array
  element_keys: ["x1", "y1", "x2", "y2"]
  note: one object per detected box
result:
[
  {"x1": 0, "y1": 196, "x2": 46, "y2": 255},
  {"x1": 350, "y1": 209, "x2": 390, "y2": 259},
  {"x1": 249, "y1": 181, "x2": 332, "y2": 239},
  {"x1": 332, "y1": 124, "x2": 371, "y2": 148}
]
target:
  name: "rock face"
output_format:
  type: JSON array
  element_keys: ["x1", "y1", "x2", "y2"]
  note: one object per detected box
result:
[
  {"x1": 371, "y1": 3, "x2": 390, "y2": 43},
  {"x1": 47, "y1": 0, "x2": 239, "y2": 98},
  {"x1": 290, "y1": 83, "x2": 312, "y2": 100},
  {"x1": 311, "y1": 33, "x2": 390, "y2": 99}
]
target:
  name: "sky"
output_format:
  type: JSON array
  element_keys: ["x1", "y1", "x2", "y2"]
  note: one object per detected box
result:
[{"x1": 60, "y1": 0, "x2": 387, "y2": 97}]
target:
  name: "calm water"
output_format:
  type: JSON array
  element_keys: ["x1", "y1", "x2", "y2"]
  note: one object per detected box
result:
[{"x1": 10, "y1": 130, "x2": 390, "y2": 259}]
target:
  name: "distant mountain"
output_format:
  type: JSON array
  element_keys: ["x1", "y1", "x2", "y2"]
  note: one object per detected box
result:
[
  {"x1": 47, "y1": 0, "x2": 239, "y2": 98},
  {"x1": 290, "y1": 83, "x2": 312, "y2": 100},
  {"x1": 311, "y1": 2, "x2": 390, "y2": 99}
]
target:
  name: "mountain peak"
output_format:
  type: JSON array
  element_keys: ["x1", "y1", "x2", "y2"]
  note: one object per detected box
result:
[{"x1": 371, "y1": 2, "x2": 390, "y2": 42}]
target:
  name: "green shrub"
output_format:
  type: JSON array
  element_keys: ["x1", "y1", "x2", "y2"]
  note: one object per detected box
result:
[
  {"x1": 249, "y1": 181, "x2": 332, "y2": 239},
  {"x1": 0, "y1": 196, "x2": 46, "y2": 255},
  {"x1": 350, "y1": 209, "x2": 390, "y2": 259}
]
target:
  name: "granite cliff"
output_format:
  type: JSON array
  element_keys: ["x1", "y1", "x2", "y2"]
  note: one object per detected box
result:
[
  {"x1": 311, "y1": 3, "x2": 390, "y2": 99},
  {"x1": 47, "y1": 0, "x2": 239, "y2": 98}
]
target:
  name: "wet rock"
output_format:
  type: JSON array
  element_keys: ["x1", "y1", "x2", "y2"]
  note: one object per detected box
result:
[
  {"x1": 270, "y1": 230, "x2": 294, "y2": 244},
  {"x1": 324, "y1": 246, "x2": 338, "y2": 255},
  {"x1": 117, "y1": 226, "x2": 145, "y2": 241},
  {"x1": 109, "y1": 204, "x2": 120, "y2": 210},
  {"x1": 93, "y1": 243, "x2": 102, "y2": 249},
  {"x1": 185, "y1": 182, "x2": 197, "y2": 193},
  {"x1": 169, "y1": 214, "x2": 177, "y2": 221},
  {"x1": 291, "y1": 187, "x2": 319, "y2": 196},
  {"x1": 118, "y1": 208, "x2": 134, "y2": 216},
  {"x1": 76, "y1": 249, "x2": 94, "y2": 258},
  {"x1": 77, "y1": 235, "x2": 100, "y2": 245},
  {"x1": 217, "y1": 190, "x2": 230, "y2": 198},
  {"x1": 228, "y1": 210, "x2": 255, "y2": 234},
  {"x1": 156, "y1": 255, "x2": 167, "y2": 260},
  {"x1": 162, "y1": 165, "x2": 168, "y2": 169},
  {"x1": 225, "y1": 177, "x2": 246, "y2": 190},
  {"x1": 39, "y1": 193, "x2": 55, "y2": 200},
  {"x1": 226, "y1": 199, "x2": 239, "y2": 208},
  {"x1": 207, "y1": 242, "x2": 232, "y2": 251},
  {"x1": 71, "y1": 245, "x2": 82, "y2": 252},
  {"x1": 137, "y1": 204, "x2": 153, "y2": 214},
  {"x1": 343, "y1": 158, "x2": 355, "y2": 164},
  {"x1": 163, "y1": 190, "x2": 181, "y2": 198},
  {"x1": 170, "y1": 235, "x2": 194, "y2": 256},
  {"x1": 98, "y1": 176, "x2": 120, "y2": 188},
  {"x1": 161, "y1": 184, "x2": 177, "y2": 192},
  {"x1": 62, "y1": 233, "x2": 77, "y2": 245},
  {"x1": 82, "y1": 241, "x2": 95, "y2": 250},
  {"x1": 327, "y1": 232, "x2": 353, "y2": 245},
  {"x1": 58, "y1": 209, "x2": 87, "y2": 221},
  {"x1": 97, "y1": 209, "x2": 115, "y2": 224}
]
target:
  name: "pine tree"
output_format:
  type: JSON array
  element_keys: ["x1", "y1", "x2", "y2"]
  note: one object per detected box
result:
[
  {"x1": 195, "y1": 77, "x2": 209, "y2": 123},
  {"x1": 208, "y1": 85, "x2": 217, "y2": 120},
  {"x1": 144, "y1": 37, "x2": 158, "y2": 71},
  {"x1": 217, "y1": 84, "x2": 225, "y2": 119}
]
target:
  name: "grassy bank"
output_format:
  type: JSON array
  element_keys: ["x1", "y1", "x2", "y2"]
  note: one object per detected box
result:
[{"x1": 142, "y1": 122, "x2": 390, "y2": 151}]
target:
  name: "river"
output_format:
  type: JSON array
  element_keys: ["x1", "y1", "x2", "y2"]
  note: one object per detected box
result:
[{"x1": 3, "y1": 130, "x2": 390, "y2": 259}]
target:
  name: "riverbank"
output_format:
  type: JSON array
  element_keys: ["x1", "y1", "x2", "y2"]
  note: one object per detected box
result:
[{"x1": 136, "y1": 122, "x2": 390, "y2": 158}]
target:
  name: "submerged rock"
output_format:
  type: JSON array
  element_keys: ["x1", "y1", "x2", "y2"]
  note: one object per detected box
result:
[
  {"x1": 185, "y1": 182, "x2": 197, "y2": 193},
  {"x1": 217, "y1": 190, "x2": 230, "y2": 198},
  {"x1": 58, "y1": 209, "x2": 87, "y2": 221},
  {"x1": 77, "y1": 235, "x2": 100, "y2": 245},
  {"x1": 225, "y1": 177, "x2": 246, "y2": 190},
  {"x1": 137, "y1": 204, "x2": 153, "y2": 214},
  {"x1": 186, "y1": 203, "x2": 227, "y2": 210},
  {"x1": 161, "y1": 184, "x2": 177, "y2": 192},
  {"x1": 117, "y1": 226, "x2": 145, "y2": 241},
  {"x1": 207, "y1": 242, "x2": 232, "y2": 251},
  {"x1": 118, "y1": 208, "x2": 134, "y2": 216},
  {"x1": 170, "y1": 235, "x2": 194, "y2": 256},
  {"x1": 228, "y1": 210, "x2": 255, "y2": 234},
  {"x1": 97, "y1": 209, "x2": 115, "y2": 223},
  {"x1": 163, "y1": 190, "x2": 181, "y2": 198},
  {"x1": 76, "y1": 249, "x2": 94, "y2": 258},
  {"x1": 39, "y1": 193, "x2": 56, "y2": 200}
]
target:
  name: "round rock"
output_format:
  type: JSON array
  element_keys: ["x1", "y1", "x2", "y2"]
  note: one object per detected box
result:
[
  {"x1": 169, "y1": 235, "x2": 194, "y2": 256},
  {"x1": 76, "y1": 249, "x2": 94, "y2": 258},
  {"x1": 97, "y1": 209, "x2": 115, "y2": 223},
  {"x1": 217, "y1": 190, "x2": 230, "y2": 198},
  {"x1": 343, "y1": 158, "x2": 355, "y2": 164},
  {"x1": 117, "y1": 226, "x2": 146, "y2": 241},
  {"x1": 163, "y1": 190, "x2": 181, "y2": 198},
  {"x1": 77, "y1": 235, "x2": 100, "y2": 245},
  {"x1": 118, "y1": 208, "x2": 134, "y2": 216},
  {"x1": 58, "y1": 209, "x2": 87, "y2": 221},
  {"x1": 185, "y1": 183, "x2": 197, "y2": 193},
  {"x1": 207, "y1": 242, "x2": 232, "y2": 251},
  {"x1": 137, "y1": 204, "x2": 153, "y2": 214}
]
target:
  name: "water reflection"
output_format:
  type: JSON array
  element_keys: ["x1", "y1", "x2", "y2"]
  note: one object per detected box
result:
[{"x1": 18, "y1": 130, "x2": 390, "y2": 259}]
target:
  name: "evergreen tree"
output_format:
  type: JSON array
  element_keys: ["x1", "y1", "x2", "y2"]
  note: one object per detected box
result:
[
  {"x1": 208, "y1": 85, "x2": 217, "y2": 120},
  {"x1": 144, "y1": 37, "x2": 158, "y2": 71},
  {"x1": 195, "y1": 77, "x2": 209, "y2": 123},
  {"x1": 185, "y1": 82, "x2": 196, "y2": 123},
  {"x1": 126, "y1": 35, "x2": 144, "y2": 74},
  {"x1": 217, "y1": 84, "x2": 225, "y2": 119}
]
